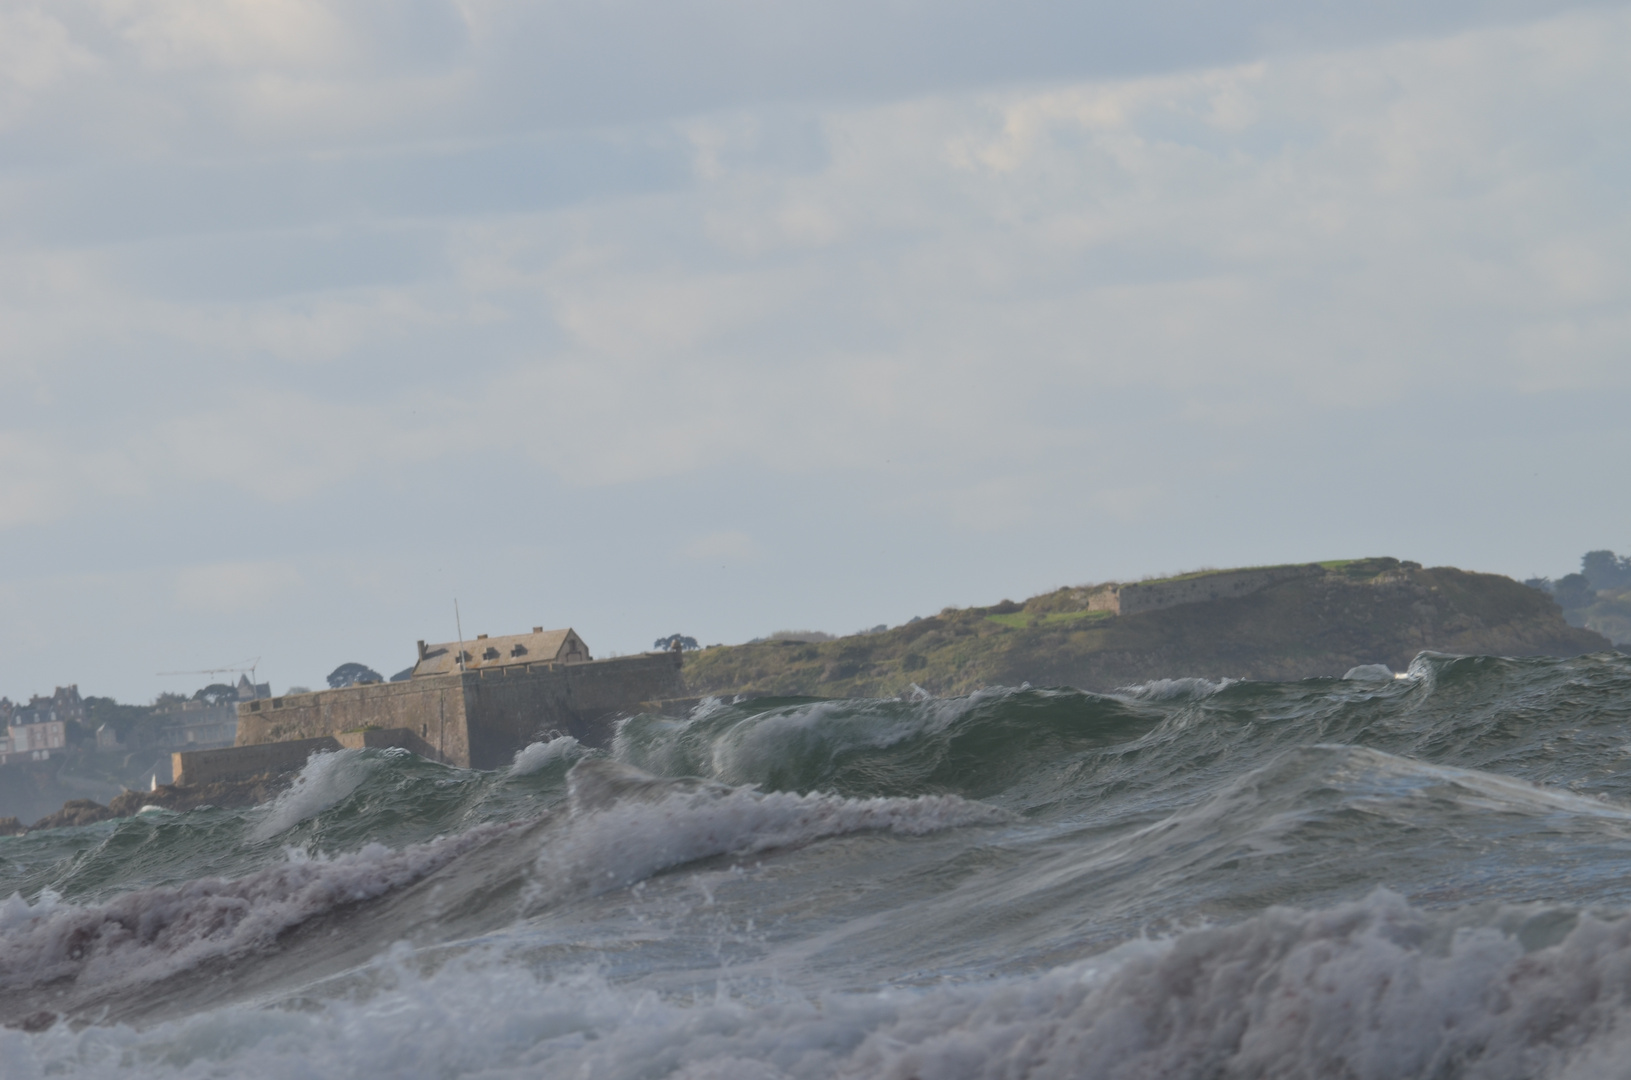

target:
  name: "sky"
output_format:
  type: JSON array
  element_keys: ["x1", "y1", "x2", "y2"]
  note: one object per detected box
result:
[{"x1": 1, "y1": 0, "x2": 1628, "y2": 702}]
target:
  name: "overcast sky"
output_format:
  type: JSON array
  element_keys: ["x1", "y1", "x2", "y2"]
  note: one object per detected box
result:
[{"x1": 2, "y1": 0, "x2": 1628, "y2": 701}]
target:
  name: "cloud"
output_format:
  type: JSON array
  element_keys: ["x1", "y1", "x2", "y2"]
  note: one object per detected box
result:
[
  {"x1": 0, "y1": 431, "x2": 73, "y2": 528},
  {"x1": 173, "y1": 560, "x2": 304, "y2": 614},
  {"x1": 3, "y1": 5, "x2": 1631, "y2": 697},
  {"x1": 682, "y1": 531, "x2": 759, "y2": 562},
  {"x1": 0, "y1": 0, "x2": 1601, "y2": 159},
  {"x1": 5, "y1": 8, "x2": 1631, "y2": 514}
]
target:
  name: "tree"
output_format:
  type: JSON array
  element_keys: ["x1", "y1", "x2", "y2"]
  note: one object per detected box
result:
[
  {"x1": 82, "y1": 696, "x2": 153, "y2": 743},
  {"x1": 1553, "y1": 573, "x2": 1596, "y2": 612},
  {"x1": 653, "y1": 634, "x2": 700, "y2": 651},
  {"x1": 327, "y1": 662, "x2": 384, "y2": 689},
  {"x1": 1583, "y1": 550, "x2": 1631, "y2": 591},
  {"x1": 192, "y1": 683, "x2": 239, "y2": 706}
]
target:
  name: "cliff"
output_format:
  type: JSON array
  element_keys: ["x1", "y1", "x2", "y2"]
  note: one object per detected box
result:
[{"x1": 681, "y1": 559, "x2": 1614, "y2": 699}]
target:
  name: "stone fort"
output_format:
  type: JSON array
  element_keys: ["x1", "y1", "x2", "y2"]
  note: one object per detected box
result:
[
  {"x1": 1084, "y1": 564, "x2": 1326, "y2": 617},
  {"x1": 175, "y1": 627, "x2": 682, "y2": 785}
]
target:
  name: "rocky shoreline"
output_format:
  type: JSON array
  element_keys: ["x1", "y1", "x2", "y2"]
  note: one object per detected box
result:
[{"x1": 0, "y1": 772, "x2": 293, "y2": 835}]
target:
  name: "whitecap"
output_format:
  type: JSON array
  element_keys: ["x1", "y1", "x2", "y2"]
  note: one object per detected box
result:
[
  {"x1": 250, "y1": 749, "x2": 382, "y2": 841},
  {"x1": 11, "y1": 890, "x2": 1631, "y2": 1080},
  {"x1": 534, "y1": 759, "x2": 1012, "y2": 898},
  {"x1": 509, "y1": 736, "x2": 585, "y2": 776}
]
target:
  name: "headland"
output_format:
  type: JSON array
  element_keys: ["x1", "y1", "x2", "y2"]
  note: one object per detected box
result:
[
  {"x1": 7, "y1": 557, "x2": 1612, "y2": 831},
  {"x1": 679, "y1": 558, "x2": 1613, "y2": 699}
]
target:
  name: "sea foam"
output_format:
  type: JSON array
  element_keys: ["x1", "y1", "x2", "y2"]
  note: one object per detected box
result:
[
  {"x1": 509, "y1": 736, "x2": 587, "y2": 776},
  {"x1": 8, "y1": 890, "x2": 1631, "y2": 1079},
  {"x1": 0, "y1": 822, "x2": 514, "y2": 1004},
  {"x1": 534, "y1": 759, "x2": 1012, "y2": 897},
  {"x1": 251, "y1": 748, "x2": 383, "y2": 840}
]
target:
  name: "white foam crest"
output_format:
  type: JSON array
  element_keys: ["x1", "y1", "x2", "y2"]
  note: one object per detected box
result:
[
  {"x1": 251, "y1": 749, "x2": 380, "y2": 841},
  {"x1": 1115, "y1": 676, "x2": 1236, "y2": 701},
  {"x1": 538, "y1": 761, "x2": 1010, "y2": 896},
  {"x1": 0, "y1": 823, "x2": 513, "y2": 1001},
  {"x1": 508, "y1": 736, "x2": 586, "y2": 776},
  {"x1": 1343, "y1": 663, "x2": 1395, "y2": 681},
  {"x1": 689, "y1": 695, "x2": 730, "y2": 720},
  {"x1": 704, "y1": 698, "x2": 951, "y2": 784},
  {"x1": 11, "y1": 891, "x2": 1631, "y2": 1079}
]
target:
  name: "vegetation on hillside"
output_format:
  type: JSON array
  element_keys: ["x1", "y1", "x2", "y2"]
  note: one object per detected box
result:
[
  {"x1": 681, "y1": 558, "x2": 1611, "y2": 699},
  {"x1": 1527, "y1": 550, "x2": 1631, "y2": 646}
]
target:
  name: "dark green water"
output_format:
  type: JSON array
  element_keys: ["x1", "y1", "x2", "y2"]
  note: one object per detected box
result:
[{"x1": 5, "y1": 651, "x2": 1631, "y2": 1078}]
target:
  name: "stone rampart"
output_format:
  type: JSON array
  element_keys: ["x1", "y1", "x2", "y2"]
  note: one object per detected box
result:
[
  {"x1": 236, "y1": 676, "x2": 470, "y2": 766},
  {"x1": 461, "y1": 652, "x2": 683, "y2": 767},
  {"x1": 1088, "y1": 564, "x2": 1324, "y2": 617},
  {"x1": 233, "y1": 652, "x2": 684, "y2": 770},
  {"x1": 333, "y1": 727, "x2": 441, "y2": 757},
  {"x1": 173, "y1": 737, "x2": 341, "y2": 786}
]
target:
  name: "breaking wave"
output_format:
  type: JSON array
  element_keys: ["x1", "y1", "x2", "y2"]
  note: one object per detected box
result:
[
  {"x1": 2, "y1": 650, "x2": 1631, "y2": 1076},
  {"x1": 9, "y1": 891, "x2": 1631, "y2": 1079}
]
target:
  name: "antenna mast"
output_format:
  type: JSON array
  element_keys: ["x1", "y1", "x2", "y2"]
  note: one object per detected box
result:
[{"x1": 454, "y1": 599, "x2": 467, "y2": 673}]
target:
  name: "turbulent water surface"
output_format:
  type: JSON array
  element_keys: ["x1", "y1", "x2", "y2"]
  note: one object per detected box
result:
[{"x1": 6, "y1": 651, "x2": 1631, "y2": 1077}]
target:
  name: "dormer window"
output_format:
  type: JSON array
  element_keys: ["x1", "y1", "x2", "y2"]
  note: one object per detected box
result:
[
  {"x1": 483, "y1": 646, "x2": 500, "y2": 660},
  {"x1": 510, "y1": 644, "x2": 527, "y2": 657}
]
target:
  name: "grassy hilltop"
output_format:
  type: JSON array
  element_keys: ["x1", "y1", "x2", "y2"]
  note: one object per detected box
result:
[{"x1": 680, "y1": 558, "x2": 1612, "y2": 699}]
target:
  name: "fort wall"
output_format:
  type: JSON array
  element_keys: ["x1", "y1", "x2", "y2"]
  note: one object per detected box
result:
[
  {"x1": 229, "y1": 652, "x2": 684, "y2": 773},
  {"x1": 1088, "y1": 564, "x2": 1324, "y2": 617},
  {"x1": 235, "y1": 676, "x2": 471, "y2": 766},
  {"x1": 173, "y1": 737, "x2": 341, "y2": 786},
  {"x1": 459, "y1": 652, "x2": 683, "y2": 767}
]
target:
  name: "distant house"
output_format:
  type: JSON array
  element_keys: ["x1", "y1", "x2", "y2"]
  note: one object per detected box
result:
[
  {"x1": 0, "y1": 686, "x2": 78, "y2": 765},
  {"x1": 409, "y1": 627, "x2": 593, "y2": 677},
  {"x1": 236, "y1": 675, "x2": 271, "y2": 700}
]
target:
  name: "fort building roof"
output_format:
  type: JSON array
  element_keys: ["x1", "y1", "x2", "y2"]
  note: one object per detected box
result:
[{"x1": 410, "y1": 627, "x2": 591, "y2": 677}]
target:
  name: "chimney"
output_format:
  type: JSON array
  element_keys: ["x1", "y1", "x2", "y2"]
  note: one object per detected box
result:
[{"x1": 417, "y1": 640, "x2": 427, "y2": 661}]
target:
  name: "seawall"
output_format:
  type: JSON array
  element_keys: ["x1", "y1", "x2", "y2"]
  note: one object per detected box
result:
[{"x1": 173, "y1": 737, "x2": 342, "y2": 786}]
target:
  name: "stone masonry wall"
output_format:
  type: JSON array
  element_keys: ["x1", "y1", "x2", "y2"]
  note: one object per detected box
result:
[
  {"x1": 461, "y1": 652, "x2": 683, "y2": 768},
  {"x1": 1088, "y1": 564, "x2": 1324, "y2": 617},
  {"x1": 174, "y1": 737, "x2": 341, "y2": 786},
  {"x1": 233, "y1": 652, "x2": 684, "y2": 771},
  {"x1": 235, "y1": 675, "x2": 471, "y2": 766}
]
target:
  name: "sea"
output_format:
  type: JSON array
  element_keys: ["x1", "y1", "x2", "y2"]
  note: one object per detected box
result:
[{"x1": 5, "y1": 650, "x2": 1631, "y2": 1078}]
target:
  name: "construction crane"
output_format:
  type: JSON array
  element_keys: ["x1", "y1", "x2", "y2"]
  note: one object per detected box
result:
[{"x1": 156, "y1": 658, "x2": 261, "y2": 689}]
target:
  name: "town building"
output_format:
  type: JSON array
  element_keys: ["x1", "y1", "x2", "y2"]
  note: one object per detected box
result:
[{"x1": 0, "y1": 686, "x2": 79, "y2": 765}]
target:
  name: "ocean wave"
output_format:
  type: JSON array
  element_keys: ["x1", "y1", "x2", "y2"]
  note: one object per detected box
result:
[
  {"x1": 509, "y1": 736, "x2": 588, "y2": 776},
  {"x1": 614, "y1": 686, "x2": 1157, "y2": 802},
  {"x1": 1114, "y1": 676, "x2": 1236, "y2": 701},
  {"x1": 250, "y1": 748, "x2": 385, "y2": 841},
  {"x1": 0, "y1": 821, "x2": 517, "y2": 1016},
  {"x1": 10, "y1": 890, "x2": 1631, "y2": 1079},
  {"x1": 533, "y1": 759, "x2": 1012, "y2": 898}
]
